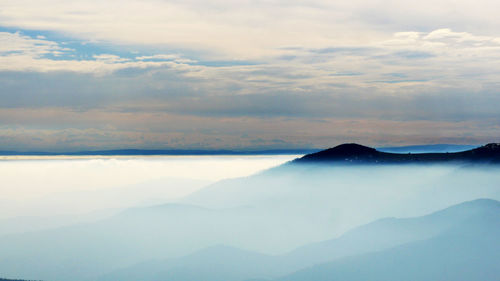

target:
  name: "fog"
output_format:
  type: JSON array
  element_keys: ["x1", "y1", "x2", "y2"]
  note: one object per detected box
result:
[
  {"x1": 0, "y1": 157, "x2": 499, "y2": 281},
  {"x1": 182, "y1": 163, "x2": 500, "y2": 250},
  {"x1": 0, "y1": 155, "x2": 297, "y2": 219}
]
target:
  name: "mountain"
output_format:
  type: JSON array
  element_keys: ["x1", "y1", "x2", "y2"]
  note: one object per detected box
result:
[
  {"x1": 0, "y1": 204, "x2": 252, "y2": 281},
  {"x1": 100, "y1": 199, "x2": 500, "y2": 281},
  {"x1": 98, "y1": 245, "x2": 279, "y2": 281},
  {"x1": 0, "y1": 279, "x2": 39, "y2": 281},
  {"x1": 2, "y1": 149, "x2": 500, "y2": 281},
  {"x1": 377, "y1": 144, "x2": 478, "y2": 153},
  {"x1": 281, "y1": 198, "x2": 500, "y2": 268},
  {"x1": 0, "y1": 148, "x2": 317, "y2": 156},
  {"x1": 0, "y1": 202, "x2": 328, "y2": 281},
  {"x1": 294, "y1": 143, "x2": 500, "y2": 164},
  {"x1": 278, "y1": 199, "x2": 500, "y2": 281}
]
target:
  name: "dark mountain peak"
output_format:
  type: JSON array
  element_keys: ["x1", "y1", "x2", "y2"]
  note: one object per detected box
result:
[
  {"x1": 323, "y1": 143, "x2": 376, "y2": 155},
  {"x1": 297, "y1": 143, "x2": 378, "y2": 162},
  {"x1": 474, "y1": 143, "x2": 500, "y2": 152},
  {"x1": 293, "y1": 142, "x2": 500, "y2": 164},
  {"x1": 458, "y1": 143, "x2": 500, "y2": 159}
]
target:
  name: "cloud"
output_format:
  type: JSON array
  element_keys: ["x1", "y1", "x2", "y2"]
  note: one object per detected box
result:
[
  {"x1": 2, "y1": 0, "x2": 500, "y2": 59},
  {"x1": 0, "y1": 31, "x2": 71, "y2": 56},
  {"x1": 2, "y1": 29, "x2": 500, "y2": 116},
  {"x1": 0, "y1": 31, "x2": 200, "y2": 74},
  {"x1": 1, "y1": 107, "x2": 498, "y2": 151},
  {"x1": 2, "y1": 0, "x2": 500, "y2": 149},
  {"x1": 93, "y1": 54, "x2": 130, "y2": 63}
]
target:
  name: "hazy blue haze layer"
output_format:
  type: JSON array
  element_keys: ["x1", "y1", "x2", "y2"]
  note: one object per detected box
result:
[{"x1": 0, "y1": 154, "x2": 499, "y2": 281}]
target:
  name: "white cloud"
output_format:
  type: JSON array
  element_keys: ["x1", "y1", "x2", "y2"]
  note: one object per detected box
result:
[
  {"x1": 93, "y1": 54, "x2": 130, "y2": 63},
  {"x1": 135, "y1": 54, "x2": 197, "y2": 64},
  {"x1": 0, "y1": 31, "x2": 71, "y2": 56},
  {"x1": 2, "y1": 28, "x2": 500, "y2": 98},
  {"x1": 136, "y1": 54, "x2": 179, "y2": 61},
  {"x1": 0, "y1": 32, "x2": 199, "y2": 74},
  {"x1": 2, "y1": 0, "x2": 500, "y2": 60},
  {"x1": 0, "y1": 0, "x2": 380, "y2": 59},
  {"x1": 2, "y1": 0, "x2": 500, "y2": 149}
]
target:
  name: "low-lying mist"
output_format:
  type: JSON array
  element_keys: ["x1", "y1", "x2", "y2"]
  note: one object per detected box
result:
[
  {"x1": 183, "y1": 163, "x2": 500, "y2": 249},
  {"x1": 0, "y1": 157, "x2": 499, "y2": 281},
  {"x1": 0, "y1": 155, "x2": 296, "y2": 220}
]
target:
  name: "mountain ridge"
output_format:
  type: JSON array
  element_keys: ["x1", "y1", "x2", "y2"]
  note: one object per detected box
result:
[
  {"x1": 0, "y1": 148, "x2": 317, "y2": 156},
  {"x1": 100, "y1": 199, "x2": 500, "y2": 281},
  {"x1": 377, "y1": 144, "x2": 478, "y2": 153},
  {"x1": 294, "y1": 143, "x2": 500, "y2": 164},
  {"x1": 277, "y1": 202, "x2": 500, "y2": 281},
  {"x1": 0, "y1": 144, "x2": 484, "y2": 156}
]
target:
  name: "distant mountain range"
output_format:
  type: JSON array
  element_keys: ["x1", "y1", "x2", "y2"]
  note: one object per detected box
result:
[
  {"x1": 277, "y1": 199, "x2": 500, "y2": 281},
  {"x1": 294, "y1": 143, "x2": 500, "y2": 164},
  {"x1": 377, "y1": 144, "x2": 478, "y2": 153},
  {"x1": 2, "y1": 160, "x2": 499, "y2": 281},
  {"x1": 101, "y1": 199, "x2": 500, "y2": 281},
  {"x1": 0, "y1": 278, "x2": 34, "y2": 281},
  {"x1": 0, "y1": 148, "x2": 318, "y2": 156},
  {"x1": 1, "y1": 145, "x2": 499, "y2": 281},
  {"x1": 0, "y1": 144, "x2": 482, "y2": 156}
]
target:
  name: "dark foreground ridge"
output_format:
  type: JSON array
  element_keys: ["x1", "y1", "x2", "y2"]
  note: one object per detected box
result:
[{"x1": 294, "y1": 143, "x2": 500, "y2": 164}]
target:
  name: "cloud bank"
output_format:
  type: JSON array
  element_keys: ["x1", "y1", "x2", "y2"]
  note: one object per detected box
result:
[{"x1": 1, "y1": 0, "x2": 500, "y2": 150}]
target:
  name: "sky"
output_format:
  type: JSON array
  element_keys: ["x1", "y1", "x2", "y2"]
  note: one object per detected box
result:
[{"x1": 1, "y1": 0, "x2": 500, "y2": 151}]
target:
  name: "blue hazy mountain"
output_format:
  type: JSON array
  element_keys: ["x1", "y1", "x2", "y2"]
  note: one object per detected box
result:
[
  {"x1": 377, "y1": 144, "x2": 478, "y2": 153},
  {"x1": 1, "y1": 148, "x2": 500, "y2": 281},
  {"x1": 0, "y1": 204, "x2": 253, "y2": 281},
  {"x1": 278, "y1": 199, "x2": 500, "y2": 281},
  {"x1": 98, "y1": 245, "x2": 278, "y2": 281},
  {"x1": 100, "y1": 199, "x2": 500, "y2": 281},
  {"x1": 0, "y1": 278, "x2": 35, "y2": 281},
  {"x1": 0, "y1": 202, "x2": 331, "y2": 281},
  {"x1": 279, "y1": 198, "x2": 498, "y2": 268},
  {"x1": 0, "y1": 148, "x2": 317, "y2": 156},
  {"x1": 294, "y1": 143, "x2": 500, "y2": 164},
  {"x1": 0, "y1": 143, "x2": 487, "y2": 156},
  {"x1": 4, "y1": 163, "x2": 499, "y2": 281}
]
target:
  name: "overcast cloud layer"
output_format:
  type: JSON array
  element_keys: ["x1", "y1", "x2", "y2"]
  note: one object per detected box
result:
[{"x1": 1, "y1": 0, "x2": 500, "y2": 151}]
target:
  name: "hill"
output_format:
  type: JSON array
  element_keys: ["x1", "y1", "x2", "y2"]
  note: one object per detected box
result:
[
  {"x1": 294, "y1": 143, "x2": 500, "y2": 164},
  {"x1": 0, "y1": 278, "x2": 36, "y2": 281},
  {"x1": 0, "y1": 148, "x2": 316, "y2": 156},
  {"x1": 278, "y1": 200, "x2": 500, "y2": 281},
  {"x1": 377, "y1": 144, "x2": 477, "y2": 153},
  {"x1": 1, "y1": 152, "x2": 500, "y2": 281},
  {"x1": 101, "y1": 199, "x2": 500, "y2": 281}
]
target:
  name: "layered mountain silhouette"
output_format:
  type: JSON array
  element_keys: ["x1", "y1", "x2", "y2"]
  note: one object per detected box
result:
[
  {"x1": 1, "y1": 147, "x2": 500, "y2": 281},
  {"x1": 0, "y1": 148, "x2": 317, "y2": 156},
  {"x1": 294, "y1": 143, "x2": 500, "y2": 164},
  {"x1": 0, "y1": 279, "x2": 37, "y2": 281},
  {"x1": 278, "y1": 199, "x2": 500, "y2": 281},
  {"x1": 100, "y1": 199, "x2": 500, "y2": 281}
]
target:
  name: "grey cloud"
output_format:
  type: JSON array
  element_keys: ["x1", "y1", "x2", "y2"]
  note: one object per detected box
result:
[
  {"x1": 311, "y1": 47, "x2": 377, "y2": 55},
  {"x1": 2, "y1": 26, "x2": 500, "y2": 149},
  {"x1": 2, "y1": 67, "x2": 500, "y2": 124},
  {"x1": 354, "y1": 1, "x2": 500, "y2": 34},
  {"x1": 392, "y1": 50, "x2": 435, "y2": 59},
  {"x1": 0, "y1": 68, "x2": 200, "y2": 109}
]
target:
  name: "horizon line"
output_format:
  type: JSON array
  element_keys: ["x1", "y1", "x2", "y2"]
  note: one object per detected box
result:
[{"x1": 0, "y1": 143, "x2": 482, "y2": 156}]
